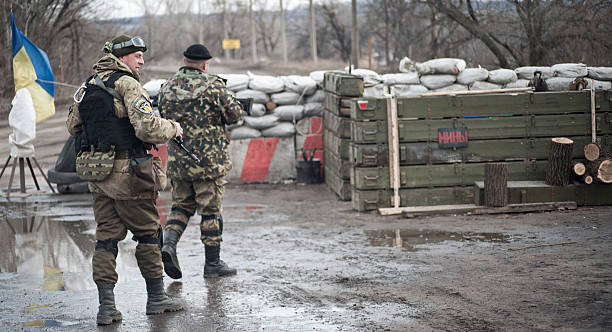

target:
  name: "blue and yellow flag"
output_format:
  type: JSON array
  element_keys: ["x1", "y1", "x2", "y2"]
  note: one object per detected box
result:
[{"x1": 11, "y1": 12, "x2": 55, "y2": 123}]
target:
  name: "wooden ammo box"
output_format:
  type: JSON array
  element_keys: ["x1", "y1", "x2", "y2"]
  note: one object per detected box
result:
[
  {"x1": 324, "y1": 110, "x2": 352, "y2": 139},
  {"x1": 323, "y1": 72, "x2": 364, "y2": 97}
]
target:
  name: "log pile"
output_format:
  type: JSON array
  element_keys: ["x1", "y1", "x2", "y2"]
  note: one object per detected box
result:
[{"x1": 573, "y1": 142, "x2": 612, "y2": 184}]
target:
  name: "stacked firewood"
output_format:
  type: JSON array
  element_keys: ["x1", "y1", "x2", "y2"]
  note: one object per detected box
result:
[{"x1": 572, "y1": 143, "x2": 612, "y2": 184}]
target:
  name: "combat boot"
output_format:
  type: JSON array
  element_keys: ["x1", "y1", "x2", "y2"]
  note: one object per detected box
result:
[
  {"x1": 204, "y1": 245, "x2": 237, "y2": 278},
  {"x1": 96, "y1": 283, "x2": 122, "y2": 325},
  {"x1": 162, "y1": 229, "x2": 182, "y2": 279},
  {"x1": 145, "y1": 277, "x2": 186, "y2": 315}
]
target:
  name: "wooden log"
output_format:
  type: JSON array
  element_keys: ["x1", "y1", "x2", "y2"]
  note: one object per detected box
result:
[
  {"x1": 484, "y1": 162, "x2": 508, "y2": 207},
  {"x1": 572, "y1": 161, "x2": 586, "y2": 176},
  {"x1": 545, "y1": 137, "x2": 574, "y2": 186},
  {"x1": 587, "y1": 159, "x2": 612, "y2": 183},
  {"x1": 581, "y1": 174, "x2": 594, "y2": 184},
  {"x1": 584, "y1": 142, "x2": 601, "y2": 161}
]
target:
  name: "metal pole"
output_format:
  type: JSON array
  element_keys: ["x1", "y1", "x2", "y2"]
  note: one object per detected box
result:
[{"x1": 310, "y1": 0, "x2": 318, "y2": 64}]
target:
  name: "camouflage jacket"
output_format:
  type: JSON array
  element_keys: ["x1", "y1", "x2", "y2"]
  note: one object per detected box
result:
[
  {"x1": 158, "y1": 66, "x2": 243, "y2": 180},
  {"x1": 66, "y1": 54, "x2": 180, "y2": 200}
]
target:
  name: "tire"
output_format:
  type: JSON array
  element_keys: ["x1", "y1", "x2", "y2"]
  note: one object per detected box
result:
[
  {"x1": 47, "y1": 168, "x2": 81, "y2": 185},
  {"x1": 57, "y1": 182, "x2": 90, "y2": 194}
]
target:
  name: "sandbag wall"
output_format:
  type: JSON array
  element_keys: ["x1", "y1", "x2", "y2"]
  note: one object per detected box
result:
[
  {"x1": 322, "y1": 73, "x2": 365, "y2": 200},
  {"x1": 349, "y1": 90, "x2": 612, "y2": 211}
]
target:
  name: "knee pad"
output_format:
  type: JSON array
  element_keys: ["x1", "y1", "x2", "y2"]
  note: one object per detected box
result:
[
  {"x1": 95, "y1": 240, "x2": 118, "y2": 258},
  {"x1": 200, "y1": 214, "x2": 222, "y2": 237},
  {"x1": 132, "y1": 226, "x2": 163, "y2": 249},
  {"x1": 166, "y1": 219, "x2": 187, "y2": 232}
]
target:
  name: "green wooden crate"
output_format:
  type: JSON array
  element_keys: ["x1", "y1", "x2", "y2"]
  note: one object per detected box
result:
[
  {"x1": 323, "y1": 72, "x2": 364, "y2": 97},
  {"x1": 324, "y1": 165, "x2": 352, "y2": 201},
  {"x1": 351, "y1": 160, "x2": 547, "y2": 190},
  {"x1": 350, "y1": 91, "x2": 592, "y2": 121},
  {"x1": 323, "y1": 110, "x2": 353, "y2": 138},
  {"x1": 324, "y1": 93, "x2": 353, "y2": 117},
  {"x1": 596, "y1": 91, "x2": 612, "y2": 113},
  {"x1": 473, "y1": 180, "x2": 612, "y2": 206},
  {"x1": 324, "y1": 129, "x2": 351, "y2": 160},
  {"x1": 351, "y1": 113, "x2": 607, "y2": 144},
  {"x1": 352, "y1": 186, "x2": 475, "y2": 212},
  {"x1": 350, "y1": 136, "x2": 592, "y2": 167},
  {"x1": 324, "y1": 149, "x2": 352, "y2": 180}
]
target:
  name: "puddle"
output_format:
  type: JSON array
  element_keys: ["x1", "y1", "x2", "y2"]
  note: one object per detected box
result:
[
  {"x1": 24, "y1": 319, "x2": 77, "y2": 327},
  {"x1": 365, "y1": 229, "x2": 512, "y2": 251}
]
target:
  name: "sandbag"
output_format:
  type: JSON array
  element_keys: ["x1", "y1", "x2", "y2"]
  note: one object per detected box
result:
[
  {"x1": 271, "y1": 91, "x2": 302, "y2": 105},
  {"x1": 243, "y1": 114, "x2": 280, "y2": 129},
  {"x1": 250, "y1": 103, "x2": 266, "y2": 117},
  {"x1": 515, "y1": 66, "x2": 553, "y2": 80},
  {"x1": 551, "y1": 63, "x2": 587, "y2": 78},
  {"x1": 381, "y1": 73, "x2": 419, "y2": 85},
  {"x1": 218, "y1": 74, "x2": 250, "y2": 91},
  {"x1": 420, "y1": 74, "x2": 457, "y2": 90},
  {"x1": 230, "y1": 126, "x2": 262, "y2": 140},
  {"x1": 304, "y1": 103, "x2": 323, "y2": 117},
  {"x1": 347, "y1": 68, "x2": 382, "y2": 84},
  {"x1": 310, "y1": 70, "x2": 340, "y2": 84},
  {"x1": 504, "y1": 79, "x2": 530, "y2": 89},
  {"x1": 590, "y1": 79, "x2": 612, "y2": 91},
  {"x1": 248, "y1": 75, "x2": 285, "y2": 93},
  {"x1": 227, "y1": 119, "x2": 244, "y2": 130},
  {"x1": 416, "y1": 58, "x2": 466, "y2": 75},
  {"x1": 432, "y1": 84, "x2": 468, "y2": 93},
  {"x1": 273, "y1": 105, "x2": 305, "y2": 121},
  {"x1": 282, "y1": 75, "x2": 317, "y2": 95},
  {"x1": 587, "y1": 67, "x2": 612, "y2": 81},
  {"x1": 305, "y1": 90, "x2": 325, "y2": 103},
  {"x1": 363, "y1": 84, "x2": 386, "y2": 97},
  {"x1": 470, "y1": 81, "x2": 501, "y2": 91},
  {"x1": 236, "y1": 89, "x2": 270, "y2": 104},
  {"x1": 398, "y1": 57, "x2": 416, "y2": 73},
  {"x1": 545, "y1": 77, "x2": 575, "y2": 91},
  {"x1": 487, "y1": 69, "x2": 517, "y2": 84},
  {"x1": 262, "y1": 122, "x2": 296, "y2": 137},
  {"x1": 391, "y1": 84, "x2": 428, "y2": 97},
  {"x1": 457, "y1": 68, "x2": 489, "y2": 85}
]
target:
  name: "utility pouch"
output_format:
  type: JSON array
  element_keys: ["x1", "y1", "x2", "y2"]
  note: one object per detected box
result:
[
  {"x1": 129, "y1": 154, "x2": 161, "y2": 194},
  {"x1": 76, "y1": 147, "x2": 115, "y2": 181}
]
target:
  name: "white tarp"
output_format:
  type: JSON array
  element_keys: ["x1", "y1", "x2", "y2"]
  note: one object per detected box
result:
[{"x1": 9, "y1": 88, "x2": 36, "y2": 157}]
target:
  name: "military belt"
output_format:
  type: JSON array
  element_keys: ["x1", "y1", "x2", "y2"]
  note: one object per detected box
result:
[{"x1": 115, "y1": 149, "x2": 148, "y2": 159}]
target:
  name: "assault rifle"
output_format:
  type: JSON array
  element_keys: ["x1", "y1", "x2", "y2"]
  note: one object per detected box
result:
[{"x1": 238, "y1": 97, "x2": 253, "y2": 115}]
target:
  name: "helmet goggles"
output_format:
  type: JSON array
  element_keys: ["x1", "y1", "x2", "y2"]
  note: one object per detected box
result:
[{"x1": 113, "y1": 36, "x2": 146, "y2": 51}]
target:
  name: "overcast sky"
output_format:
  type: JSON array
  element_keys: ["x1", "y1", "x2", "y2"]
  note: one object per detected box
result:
[{"x1": 98, "y1": 0, "x2": 313, "y2": 19}]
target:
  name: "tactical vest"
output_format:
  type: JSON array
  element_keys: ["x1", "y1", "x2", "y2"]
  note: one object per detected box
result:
[{"x1": 77, "y1": 72, "x2": 148, "y2": 154}]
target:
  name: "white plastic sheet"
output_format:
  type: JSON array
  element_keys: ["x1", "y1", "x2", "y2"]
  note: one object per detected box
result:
[{"x1": 9, "y1": 88, "x2": 36, "y2": 157}]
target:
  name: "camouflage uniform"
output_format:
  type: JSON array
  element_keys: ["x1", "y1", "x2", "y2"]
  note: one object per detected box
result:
[
  {"x1": 158, "y1": 66, "x2": 242, "y2": 278},
  {"x1": 67, "y1": 54, "x2": 181, "y2": 285}
]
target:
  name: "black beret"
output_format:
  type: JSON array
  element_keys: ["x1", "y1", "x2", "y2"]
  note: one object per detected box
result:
[{"x1": 183, "y1": 44, "x2": 212, "y2": 60}]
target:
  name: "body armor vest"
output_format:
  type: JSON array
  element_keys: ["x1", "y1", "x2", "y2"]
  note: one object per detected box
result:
[{"x1": 77, "y1": 72, "x2": 147, "y2": 154}]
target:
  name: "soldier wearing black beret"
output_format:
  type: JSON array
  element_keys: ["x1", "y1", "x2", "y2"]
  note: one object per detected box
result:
[{"x1": 158, "y1": 44, "x2": 244, "y2": 281}]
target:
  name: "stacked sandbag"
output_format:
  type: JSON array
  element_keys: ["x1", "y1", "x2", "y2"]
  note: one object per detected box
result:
[{"x1": 226, "y1": 73, "x2": 325, "y2": 140}]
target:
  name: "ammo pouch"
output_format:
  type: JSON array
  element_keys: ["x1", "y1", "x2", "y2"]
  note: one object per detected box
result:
[
  {"x1": 129, "y1": 154, "x2": 161, "y2": 194},
  {"x1": 76, "y1": 147, "x2": 115, "y2": 181}
]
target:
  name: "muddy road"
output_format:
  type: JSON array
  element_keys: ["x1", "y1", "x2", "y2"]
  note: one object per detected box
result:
[{"x1": 1, "y1": 183, "x2": 611, "y2": 331}]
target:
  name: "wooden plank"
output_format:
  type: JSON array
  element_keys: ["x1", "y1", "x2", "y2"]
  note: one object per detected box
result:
[
  {"x1": 352, "y1": 161, "x2": 547, "y2": 190},
  {"x1": 351, "y1": 91, "x2": 592, "y2": 121},
  {"x1": 351, "y1": 113, "x2": 608, "y2": 144},
  {"x1": 352, "y1": 186, "x2": 474, "y2": 212},
  {"x1": 350, "y1": 136, "x2": 592, "y2": 167},
  {"x1": 394, "y1": 201, "x2": 577, "y2": 218},
  {"x1": 386, "y1": 95, "x2": 400, "y2": 208},
  {"x1": 420, "y1": 87, "x2": 533, "y2": 97}
]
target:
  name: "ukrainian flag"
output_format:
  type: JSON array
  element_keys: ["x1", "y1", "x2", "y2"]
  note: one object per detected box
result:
[{"x1": 11, "y1": 12, "x2": 55, "y2": 123}]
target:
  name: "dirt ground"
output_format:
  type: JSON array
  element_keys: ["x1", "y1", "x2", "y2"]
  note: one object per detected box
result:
[{"x1": 0, "y1": 183, "x2": 611, "y2": 331}]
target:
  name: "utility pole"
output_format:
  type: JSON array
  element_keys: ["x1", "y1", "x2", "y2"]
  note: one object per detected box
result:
[
  {"x1": 310, "y1": 0, "x2": 318, "y2": 64},
  {"x1": 198, "y1": 0, "x2": 203, "y2": 44},
  {"x1": 351, "y1": 0, "x2": 359, "y2": 68},
  {"x1": 250, "y1": 0, "x2": 257, "y2": 63},
  {"x1": 280, "y1": 0, "x2": 288, "y2": 65}
]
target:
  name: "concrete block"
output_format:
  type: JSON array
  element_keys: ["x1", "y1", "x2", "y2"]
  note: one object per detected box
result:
[{"x1": 228, "y1": 137, "x2": 296, "y2": 184}]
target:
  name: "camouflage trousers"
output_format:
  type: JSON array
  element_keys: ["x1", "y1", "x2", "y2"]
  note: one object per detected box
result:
[
  {"x1": 92, "y1": 193, "x2": 163, "y2": 284},
  {"x1": 165, "y1": 176, "x2": 226, "y2": 246}
]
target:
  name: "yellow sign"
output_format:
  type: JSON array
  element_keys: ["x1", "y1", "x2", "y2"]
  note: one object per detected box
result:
[{"x1": 222, "y1": 39, "x2": 241, "y2": 50}]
